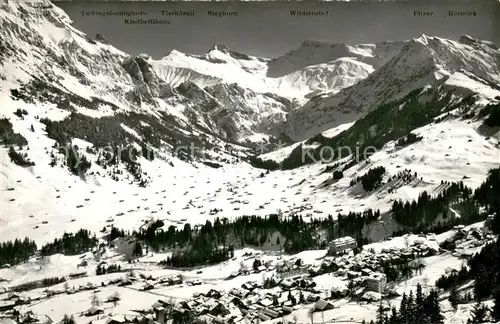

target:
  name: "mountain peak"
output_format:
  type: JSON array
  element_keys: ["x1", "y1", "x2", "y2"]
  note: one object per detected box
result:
[
  {"x1": 458, "y1": 34, "x2": 500, "y2": 49},
  {"x1": 207, "y1": 44, "x2": 253, "y2": 61},
  {"x1": 210, "y1": 43, "x2": 231, "y2": 53},
  {"x1": 412, "y1": 33, "x2": 435, "y2": 44},
  {"x1": 459, "y1": 34, "x2": 477, "y2": 43}
]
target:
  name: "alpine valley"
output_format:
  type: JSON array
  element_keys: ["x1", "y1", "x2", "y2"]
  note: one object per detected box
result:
[{"x1": 1, "y1": 1, "x2": 500, "y2": 324}]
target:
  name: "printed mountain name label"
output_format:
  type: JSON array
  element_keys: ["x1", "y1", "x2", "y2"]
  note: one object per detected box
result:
[
  {"x1": 449, "y1": 10, "x2": 477, "y2": 16},
  {"x1": 124, "y1": 18, "x2": 170, "y2": 25},
  {"x1": 207, "y1": 10, "x2": 238, "y2": 17},
  {"x1": 290, "y1": 10, "x2": 329, "y2": 16},
  {"x1": 161, "y1": 10, "x2": 195, "y2": 17},
  {"x1": 413, "y1": 10, "x2": 433, "y2": 16},
  {"x1": 80, "y1": 10, "x2": 147, "y2": 17}
]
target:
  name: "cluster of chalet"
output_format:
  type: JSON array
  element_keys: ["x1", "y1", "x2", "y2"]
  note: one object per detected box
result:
[
  {"x1": 151, "y1": 282, "x2": 335, "y2": 324},
  {"x1": 2, "y1": 226, "x2": 494, "y2": 324},
  {"x1": 0, "y1": 270, "x2": 184, "y2": 323},
  {"x1": 145, "y1": 235, "x2": 448, "y2": 323},
  {"x1": 444, "y1": 224, "x2": 496, "y2": 258},
  {"x1": 0, "y1": 292, "x2": 30, "y2": 314},
  {"x1": 0, "y1": 313, "x2": 52, "y2": 324},
  {"x1": 138, "y1": 274, "x2": 183, "y2": 291}
]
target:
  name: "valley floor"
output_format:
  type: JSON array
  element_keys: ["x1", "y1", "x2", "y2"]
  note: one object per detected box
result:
[{"x1": 0, "y1": 222, "x2": 496, "y2": 324}]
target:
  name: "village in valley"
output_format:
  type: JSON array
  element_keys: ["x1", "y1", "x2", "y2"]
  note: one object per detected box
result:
[
  {"x1": 1, "y1": 216, "x2": 497, "y2": 324},
  {"x1": 1, "y1": 0, "x2": 500, "y2": 323}
]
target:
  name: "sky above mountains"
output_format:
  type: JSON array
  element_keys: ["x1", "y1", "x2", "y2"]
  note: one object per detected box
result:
[{"x1": 56, "y1": 1, "x2": 499, "y2": 59}]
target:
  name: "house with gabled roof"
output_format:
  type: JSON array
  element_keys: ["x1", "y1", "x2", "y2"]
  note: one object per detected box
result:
[{"x1": 314, "y1": 299, "x2": 334, "y2": 312}]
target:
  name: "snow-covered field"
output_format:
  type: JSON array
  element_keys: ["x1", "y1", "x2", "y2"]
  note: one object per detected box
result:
[{"x1": 2, "y1": 112, "x2": 498, "y2": 245}]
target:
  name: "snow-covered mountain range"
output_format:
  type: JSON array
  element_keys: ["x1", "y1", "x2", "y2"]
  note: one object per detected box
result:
[{"x1": 1, "y1": 1, "x2": 500, "y2": 323}]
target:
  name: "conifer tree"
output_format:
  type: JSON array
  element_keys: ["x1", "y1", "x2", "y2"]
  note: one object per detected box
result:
[
  {"x1": 449, "y1": 285, "x2": 460, "y2": 311},
  {"x1": 426, "y1": 290, "x2": 444, "y2": 324},
  {"x1": 399, "y1": 293, "x2": 408, "y2": 324},
  {"x1": 492, "y1": 290, "x2": 500, "y2": 322},
  {"x1": 60, "y1": 314, "x2": 75, "y2": 324},
  {"x1": 376, "y1": 302, "x2": 386, "y2": 324},
  {"x1": 407, "y1": 291, "x2": 416, "y2": 324},
  {"x1": 416, "y1": 283, "x2": 425, "y2": 317},
  {"x1": 468, "y1": 301, "x2": 488, "y2": 324}
]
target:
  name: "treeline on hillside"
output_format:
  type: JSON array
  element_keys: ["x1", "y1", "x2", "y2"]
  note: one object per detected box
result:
[
  {"x1": 392, "y1": 167, "x2": 500, "y2": 230},
  {"x1": 396, "y1": 132, "x2": 423, "y2": 147},
  {"x1": 392, "y1": 182, "x2": 473, "y2": 228},
  {"x1": 354, "y1": 166, "x2": 386, "y2": 191},
  {"x1": 270, "y1": 87, "x2": 472, "y2": 170},
  {"x1": 436, "y1": 237, "x2": 500, "y2": 323},
  {"x1": 363, "y1": 284, "x2": 444, "y2": 324},
  {"x1": 106, "y1": 226, "x2": 127, "y2": 243},
  {"x1": 8, "y1": 146, "x2": 35, "y2": 167},
  {"x1": 247, "y1": 156, "x2": 280, "y2": 171},
  {"x1": 482, "y1": 103, "x2": 500, "y2": 127},
  {"x1": 4, "y1": 168, "x2": 499, "y2": 269},
  {"x1": 1, "y1": 229, "x2": 99, "y2": 266},
  {"x1": 0, "y1": 118, "x2": 28, "y2": 147},
  {"x1": 160, "y1": 245, "x2": 235, "y2": 268},
  {"x1": 96, "y1": 263, "x2": 122, "y2": 275},
  {"x1": 0, "y1": 238, "x2": 37, "y2": 266},
  {"x1": 139, "y1": 211, "x2": 378, "y2": 268},
  {"x1": 332, "y1": 170, "x2": 344, "y2": 180},
  {"x1": 474, "y1": 168, "x2": 500, "y2": 217},
  {"x1": 436, "y1": 237, "x2": 500, "y2": 302},
  {"x1": 59, "y1": 145, "x2": 91, "y2": 175},
  {"x1": 40, "y1": 229, "x2": 98, "y2": 256}
]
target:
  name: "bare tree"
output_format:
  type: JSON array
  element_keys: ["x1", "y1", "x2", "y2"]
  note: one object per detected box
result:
[
  {"x1": 90, "y1": 291, "x2": 101, "y2": 307},
  {"x1": 111, "y1": 291, "x2": 120, "y2": 307},
  {"x1": 422, "y1": 274, "x2": 429, "y2": 288}
]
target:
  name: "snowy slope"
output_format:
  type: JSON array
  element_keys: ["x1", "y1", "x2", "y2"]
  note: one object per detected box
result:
[
  {"x1": 1, "y1": 0, "x2": 500, "y2": 245},
  {"x1": 0, "y1": 0, "x2": 385, "y2": 148},
  {"x1": 267, "y1": 39, "x2": 405, "y2": 78},
  {"x1": 282, "y1": 34, "x2": 500, "y2": 141}
]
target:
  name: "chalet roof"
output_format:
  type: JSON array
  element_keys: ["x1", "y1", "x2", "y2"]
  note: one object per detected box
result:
[
  {"x1": 262, "y1": 308, "x2": 279, "y2": 318},
  {"x1": 259, "y1": 298, "x2": 273, "y2": 307},
  {"x1": 329, "y1": 236, "x2": 356, "y2": 245},
  {"x1": 86, "y1": 306, "x2": 104, "y2": 316},
  {"x1": 257, "y1": 313, "x2": 271, "y2": 321},
  {"x1": 367, "y1": 272, "x2": 386, "y2": 280},
  {"x1": 107, "y1": 315, "x2": 126, "y2": 323},
  {"x1": 0, "y1": 300, "x2": 16, "y2": 307},
  {"x1": 314, "y1": 299, "x2": 333, "y2": 310}
]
